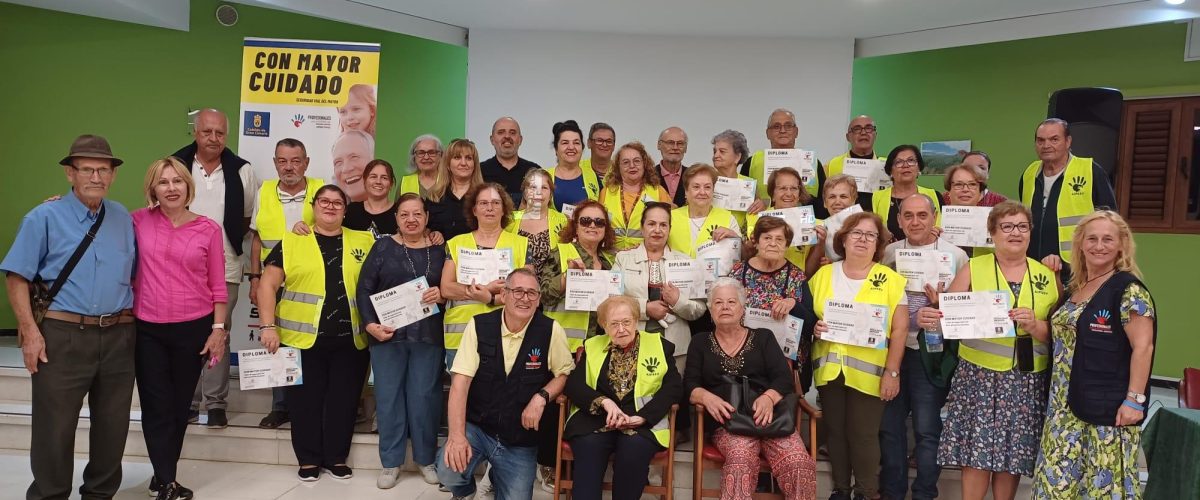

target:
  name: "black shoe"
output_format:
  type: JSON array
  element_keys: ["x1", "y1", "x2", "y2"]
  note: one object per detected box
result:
[
  {"x1": 259, "y1": 410, "x2": 289, "y2": 429},
  {"x1": 298, "y1": 467, "x2": 321, "y2": 482},
  {"x1": 206, "y1": 408, "x2": 228, "y2": 429},
  {"x1": 186, "y1": 410, "x2": 200, "y2": 424},
  {"x1": 325, "y1": 464, "x2": 353, "y2": 479},
  {"x1": 828, "y1": 491, "x2": 851, "y2": 500},
  {"x1": 153, "y1": 481, "x2": 193, "y2": 500}
]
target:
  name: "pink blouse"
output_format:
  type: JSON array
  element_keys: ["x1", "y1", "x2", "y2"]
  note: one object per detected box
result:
[{"x1": 132, "y1": 207, "x2": 228, "y2": 324}]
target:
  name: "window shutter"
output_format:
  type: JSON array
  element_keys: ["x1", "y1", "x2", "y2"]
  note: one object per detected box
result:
[{"x1": 1118, "y1": 101, "x2": 1179, "y2": 228}]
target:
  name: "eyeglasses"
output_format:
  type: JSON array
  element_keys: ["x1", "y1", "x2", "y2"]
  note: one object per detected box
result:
[
  {"x1": 72, "y1": 166, "x2": 114, "y2": 178},
  {"x1": 506, "y1": 287, "x2": 540, "y2": 300},
  {"x1": 893, "y1": 158, "x2": 919, "y2": 167},
  {"x1": 950, "y1": 181, "x2": 980, "y2": 191},
  {"x1": 849, "y1": 125, "x2": 877, "y2": 134},
  {"x1": 658, "y1": 140, "x2": 687, "y2": 148},
  {"x1": 847, "y1": 229, "x2": 879, "y2": 242},
  {"x1": 591, "y1": 139, "x2": 615, "y2": 147},
  {"x1": 316, "y1": 198, "x2": 346, "y2": 209},
  {"x1": 999, "y1": 222, "x2": 1031, "y2": 234},
  {"x1": 606, "y1": 319, "x2": 634, "y2": 329},
  {"x1": 475, "y1": 199, "x2": 503, "y2": 208},
  {"x1": 414, "y1": 149, "x2": 441, "y2": 158},
  {"x1": 274, "y1": 158, "x2": 305, "y2": 167},
  {"x1": 577, "y1": 216, "x2": 608, "y2": 228},
  {"x1": 768, "y1": 123, "x2": 797, "y2": 132}
]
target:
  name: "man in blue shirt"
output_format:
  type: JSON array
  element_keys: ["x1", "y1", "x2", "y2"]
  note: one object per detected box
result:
[{"x1": 2, "y1": 135, "x2": 138, "y2": 500}]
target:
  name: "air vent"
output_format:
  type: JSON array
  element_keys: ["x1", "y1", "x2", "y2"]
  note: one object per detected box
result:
[{"x1": 216, "y1": 4, "x2": 239, "y2": 27}]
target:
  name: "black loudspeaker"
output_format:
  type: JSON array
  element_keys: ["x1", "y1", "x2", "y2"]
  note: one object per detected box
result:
[{"x1": 1047, "y1": 87, "x2": 1123, "y2": 183}]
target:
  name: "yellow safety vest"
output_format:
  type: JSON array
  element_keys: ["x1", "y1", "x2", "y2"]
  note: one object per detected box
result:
[
  {"x1": 871, "y1": 185, "x2": 943, "y2": 228},
  {"x1": 399, "y1": 174, "x2": 422, "y2": 197},
  {"x1": 276, "y1": 229, "x2": 374, "y2": 350},
  {"x1": 960, "y1": 254, "x2": 1058, "y2": 372},
  {"x1": 601, "y1": 184, "x2": 666, "y2": 251},
  {"x1": 255, "y1": 177, "x2": 324, "y2": 262},
  {"x1": 571, "y1": 332, "x2": 671, "y2": 447},
  {"x1": 667, "y1": 206, "x2": 736, "y2": 257},
  {"x1": 748, "y1": 150, "x2": 817, "y2": 198},
  {"x1": 544, "y1": 243, "x2": 591, "y2": 351},
  {"x1": 547, "y1": 165, "x2": 601, "y2": 201},
  {"x1": 809, "y1": 263, "x2": 907, "y2": 397},
  {"x1": 506, "y1": 209, "x2": 569, "y2": 249},
  {"x1": 1019, "y1": 156, "x2": 1096, "y2": 263},
  {"x1": 443, "y1": 231, "x2": 530, "y2": 350},
  {"x1": 745, "y1": 210, "x2": 812, "y2": 268}
]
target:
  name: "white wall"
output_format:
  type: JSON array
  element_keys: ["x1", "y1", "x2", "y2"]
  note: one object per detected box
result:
[{"x1": 467, "y1": 29, "x2": 855, "y2": 170}]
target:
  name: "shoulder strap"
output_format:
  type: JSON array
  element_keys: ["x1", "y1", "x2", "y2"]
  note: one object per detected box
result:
[{"x1": 47, "y1": 204, "x2": 106, "y2": 303}]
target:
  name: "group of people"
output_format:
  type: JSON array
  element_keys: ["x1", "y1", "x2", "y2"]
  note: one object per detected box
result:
[{"x1": 2, "y1": 107, "x2": 1156, "y2": 500}]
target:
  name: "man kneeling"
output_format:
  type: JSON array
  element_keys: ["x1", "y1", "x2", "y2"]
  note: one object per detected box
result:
[{"x1": 438, "y1": 268, "x2": 575, "y2": 500}]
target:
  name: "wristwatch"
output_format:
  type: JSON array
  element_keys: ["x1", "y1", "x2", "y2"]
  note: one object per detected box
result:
[
  {"x1": 1127, "y1": 391, "x2": 1147, "y2": 404},
  {"x1": 888, "y1": 370, "x2": 899, "y2": 378},
  {"x1": 538, "y1": 389, "x2": 551, "y2": 403},
  {"x1": 211, "y1": 323, "x2": 226, "y2": 331}
]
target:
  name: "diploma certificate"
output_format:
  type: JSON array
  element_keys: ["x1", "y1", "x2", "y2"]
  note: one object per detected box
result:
[
  {"x1": 938, "y1": 291, "x2": 1016, "y2": 339},
  {"x1": 841, "y1": 158, "x2": 890, "y2": 193},
  {"x1": 664, "y1": 259, "x2": 720, "y2": 299},
  {"x1": 759, "y1": 206, "x2": 817, "y2": 246},
  {"x1": 894, "y1": 249, "x2": 955, "y2": 292},
  {"x1": 713, "y1": 177, "x2": 757, "y2": 211},
  {"x1": 456, "y1": 247, "x2": 513, "y2": 285},
  {"x1": 565, "y1": 269, "x2": 624, "y2": 311},
  {"x1": 368, "y1": 277, "x2": 440, "y2": 330},
  {"x1": 696, "y1": 238, "x2": 742, "y2": 277},
  {"x1": 744, "y1": 307, "x2": 805, "y2": 360},
  {"x1": 822, "y1": 299, "x2": 888, "y2": 349},
  {"x1": 940, "y1": 205, "x2": 994, "y2": 248},
  {"x1": 238, "y1": 347, "x2": 303, "y2": 390},
  {"x1": 763, "y1": 149, "x2": 818, "y2": 191}
]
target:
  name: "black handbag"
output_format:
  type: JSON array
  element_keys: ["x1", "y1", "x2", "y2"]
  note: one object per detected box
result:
[
  {"x1": 30, "y1": 204, "x2": 105, "y2": 323},
  {"x1": 718, "y1": 374, "x2": 797, "y2": 438}
]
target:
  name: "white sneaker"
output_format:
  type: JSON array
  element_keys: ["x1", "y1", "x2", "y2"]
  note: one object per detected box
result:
[
  {"x1": 537, "y1": 465, "x2": 556, "y2": 494},
  {"x1": 376, "y1": 467, "x2": 400, "y2": 489},
  {"x1": 420, "y1": 463, "x2": 439, "y2": 485}
]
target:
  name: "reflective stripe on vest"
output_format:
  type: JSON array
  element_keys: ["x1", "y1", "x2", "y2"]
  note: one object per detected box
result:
[
  {"x1": 570, "y1": 332, "x2": 670, "y2": 447},
  {"x1": 808, "y1": 262, "x2": 906, "y2": 397},
  {"x1": 276, "y1": 229, "x2": 372, "y2": 350},
  {"x1": 1019, "y1": 156, "x2": 1095, "y2": 263},
  {"x1": 255, "y1": 177, "x2": 324, "y2": 262},
  {"x1": 959, "y1": 254, "x2": 1059, "y2": 372},
  {"x1": 443, "y1": 232, "x2": 530, "y2": 349},
  {"x1": 667, "y1": 206, "x2": 735, "y2": 257}
]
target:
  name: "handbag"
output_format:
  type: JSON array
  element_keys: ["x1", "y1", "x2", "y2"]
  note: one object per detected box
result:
[
  {"x1": 718, "y1": 374, "x2": 797, "y2": 438},
  {"x1": 30, "y1": 204, "x2": 106, "y2": 323}
]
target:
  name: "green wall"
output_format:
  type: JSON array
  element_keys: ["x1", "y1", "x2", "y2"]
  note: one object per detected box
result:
[
  {"x1": 0, "y1": 1, "x2": 467, "y2": 326},
  {"x1": 853, "y1": 22, "x2": 1200, "y2": 378}
]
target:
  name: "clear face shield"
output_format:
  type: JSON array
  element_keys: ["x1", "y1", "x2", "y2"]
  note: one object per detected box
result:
[{"x1": 525, "y1": 175, "x2": 547, "y2": 218}]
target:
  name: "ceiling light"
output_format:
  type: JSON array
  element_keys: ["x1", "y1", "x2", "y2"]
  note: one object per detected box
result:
[{"x1": 1165, "y1": 0, "x2": 1186, "y2": 5}]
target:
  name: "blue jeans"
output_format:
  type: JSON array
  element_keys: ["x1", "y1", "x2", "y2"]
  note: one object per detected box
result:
[
  {"x1": 370, "y1": 340, "x2": 443, "y2": 467},
  {"x1": 437, "y1": 422, "x2": 537, "y2": 500},
  {"x1": 879, "y1": 348, "x2": 949, "y2": 500},
  {"x1": 271, "y1": 387, "x2": 287, "y2": 412}
]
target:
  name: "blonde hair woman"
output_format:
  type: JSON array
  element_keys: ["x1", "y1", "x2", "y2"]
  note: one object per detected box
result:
[
  {"x1": 427, "y1": 138, "x2": 485, "y2": 240},
  {"x1": 599, "y1": 141, "x2": 671, "y2": 251}
]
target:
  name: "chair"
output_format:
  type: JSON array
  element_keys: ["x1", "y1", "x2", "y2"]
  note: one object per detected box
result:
[
  {"x1": 692, "y1": 369, "x2": 821, "y2": 500},
  {"x1": 1181, "y1": 367, "x2": 1200, "y2": 409},
  {"x1": 553, "y1": 395, "x2": 679, "y2": 500}
]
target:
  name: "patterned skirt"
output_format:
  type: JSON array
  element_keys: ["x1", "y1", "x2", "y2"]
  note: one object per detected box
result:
[{"x1": 937, "y1": 360, "x2": 1049, "y2": 476}]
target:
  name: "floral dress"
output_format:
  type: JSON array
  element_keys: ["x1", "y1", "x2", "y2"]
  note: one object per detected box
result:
[{"x1": 1032, "y1": 284, "x2": 1154, "y2": 499}]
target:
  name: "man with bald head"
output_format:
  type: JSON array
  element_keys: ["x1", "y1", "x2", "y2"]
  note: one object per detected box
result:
[
  {"x1": 826, "y1": 115, "x2": 882, "y2": 212},
  {"x1": 879, "y1": 193, "x2": 968, "y2": 500},
  {"x1": 741, "y1": 108, "x2": 829, "y2": 216},
  {"x1": 655, "y1": 126, "x2": 689, "y2": 206},
  {"x1": 171, "y1": 109, "x2": 258, "y2": 430},
  {"x1": 481, "y1": 116, "x2": 539, "y2": 206}
]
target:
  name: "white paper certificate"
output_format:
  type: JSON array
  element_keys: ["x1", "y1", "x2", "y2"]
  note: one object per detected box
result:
[
  {"x1": 713, "y1": 177, "x2": 757, "y2": 211},
  {"x1": 561, "y1": 203, "x2": 577, "y2": 219},
  {"x1": 763, "y1": 149, "x2": 818, "y2": 190},
  {"x1": 238, "y1": 347, "x2": 303, "y2": 390},
  {"x1": 744, "y1": 308, "x2": 805, "y2": 360},
  {"x1": 456, "y1": 247, "x2": 513, "y2": 285},
  {"x1": 565, "y1": 269, "x2": 624, "y2": 311},
  {"x1": 759, "y1": 206, "x2": 817, "y2": 246},
  {"x1": 938, "y1": 291, "x2": 1016, "y2": 339},
  {"x1": 940, "y1": 205, "x2": 994, "y2": 248},
  {"x1": 664, "y1": 259, "x2": 720, "y2": 299},
  {"x1": 696, "y1": 238, "x2": 742, "y2": 277},
  {"x1": 368, "y1": 277, "x2": 440, "y2": 329},
  {"x1": 894, "y1": 249, "x2": 955, "y2": 292},
  {"x1": 842, "y1": 158, "x2": 890, "y2": 193},
  {"x1": 822, "y1": 299, "x2": 888, "y2": 349},
  {"x1": 822, "y1": 204, "x2": 864, "y2": 258}
]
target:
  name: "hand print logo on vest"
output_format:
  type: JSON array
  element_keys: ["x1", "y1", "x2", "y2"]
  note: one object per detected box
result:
[
  {"x1": 526, "y1": 347, "x2": 544, "y2": 370},
  {"x1": 642, "y1": 357, "x2": 661, "y2": 374},
  {"x1": 1089, "y1": 309, "x2": 1113, "y2": 334},
  {"x1": 1069, "y1": 175, "x2": 1088, "y2": 194},
  {"x1": 351, "y1": 248, "x2": 366, "y2": 263},
  {"x1": 1031, "y1": 274, "x2": 1051, "y2": 291},
  {"x1": 869, "y1": 272, "x2": 888, "y2": 289}
]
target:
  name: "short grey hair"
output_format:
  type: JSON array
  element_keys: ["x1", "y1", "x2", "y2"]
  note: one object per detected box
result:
[
  {"x1": 706, "y1": 277, "x2": 748, "y2": 305},
  {"x1": 900, "y1": 193, "x2": 936, "y2": 214},
  {"x1": 712, "y1": 129, "x2": 749, "y2": 163},
  {"x1": 408, "y1": 134, "x2": 443, "y2": 170},
  {"x1": 506, "y1": 268, "x2": 538, "y2": 287},
  {"x1": 767, "y1": 108, "x2": 796, "y2": 126}
]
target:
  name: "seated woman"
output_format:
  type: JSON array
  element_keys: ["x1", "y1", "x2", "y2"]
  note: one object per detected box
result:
[
  {"x1": 684, "y1": 278, "x2": 817, "y2": 500},
  {"x1": 563, "y1": 295, "x2": 683, "y2": 500}
]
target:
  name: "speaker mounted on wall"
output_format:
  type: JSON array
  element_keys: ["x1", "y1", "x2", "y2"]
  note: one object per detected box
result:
[
  {"x1": 1048, "y1": 87, "x2": 1123, "y2": 185},
  {"x1": 216, "y1": 4, "x2": 239, "y2": 27}
]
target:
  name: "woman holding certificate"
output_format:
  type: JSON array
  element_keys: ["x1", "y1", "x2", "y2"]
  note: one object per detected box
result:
[
  {"x1": 942, "y1": 163, "x2": 1000, "y2": 256},
  {"x1": 356, "y1": 193, "x2": 446, "y2": 489},
  {"x1": 257, "y1": 185, "x2": 374, "y2": 482},
  {"x1": 506, "y1": 168, "x2": 568, "y2": 270},
  {"x1": 547, "y1": 120, "x2": 600, "y2": 211},
  {"x1": 809, "y1": 211, "x2": 908, "y2": 500},
  {"x1": 1032, "y1": 211, "x2": 1156, "y2": 499},
  {"x1": 537, "y1": 199, "x2": 617, "y2": 348},
  {"x1": 712, "y1": 129, "x2": 765, "y2": 230},
  {"x1": 746, "y1": 167, "x2": 816, "y2": 268},
  {"x1": 931, "y1": 201, "x2": 1060, "y2": 500},
  {"x1": 440, "y1": 182, "x2": 529, "y2": 355},
  {"x1": 598, "y1": 141, "x2": 671, "y2": 252},
  {"x1": 427, "y1": 138, "x2": 485, "y2": 241},
  {"x1": 871, "y1": 145, "x2": 942, "y2": 243},
  {"x1": 666, "y1": 164, "x2": 741, "y2": 257}
]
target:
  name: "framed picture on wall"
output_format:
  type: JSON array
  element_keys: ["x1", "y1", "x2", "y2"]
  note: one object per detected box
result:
[{"x1": 920, "y1": 140, "x2": 971, "y2": 175}]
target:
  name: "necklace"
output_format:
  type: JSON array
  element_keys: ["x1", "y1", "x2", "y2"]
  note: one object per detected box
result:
[
  {"x1": 1085, "y1": 268, "x2": 1116, "y2": 285},
  {"x1": 401, "y1": 240, "x2": 431, "y2": 279}
]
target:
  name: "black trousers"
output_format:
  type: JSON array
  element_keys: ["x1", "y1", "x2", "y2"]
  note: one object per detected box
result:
[
  {"x1": 287, "y1": 334, "x2": 370, "y2": 466},
  {"x1": 568, "y1": 431, "x2": 660, "y2": 500},
  {"x1": 135, "y1": 315, "x2": 212, "y2": 484}
]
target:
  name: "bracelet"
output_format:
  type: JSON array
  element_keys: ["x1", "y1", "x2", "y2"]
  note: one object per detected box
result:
[
  {"x1": 487, "y1": 293, "x2": 497, "y2": 307},
  {"x1": 258, "y1": 324, "x2": 277, "y2": 331},
  {"x1": 1121, "y1": 399, "x2": 1145, "y2": 412}
]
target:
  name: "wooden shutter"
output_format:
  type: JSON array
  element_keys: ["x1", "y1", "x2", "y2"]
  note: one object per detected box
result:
[{"x1": 1117, "y1": 100, "x2": 1180, "y2": 229}]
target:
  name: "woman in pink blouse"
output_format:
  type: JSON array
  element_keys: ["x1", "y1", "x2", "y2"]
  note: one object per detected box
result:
[{"x1": 131, "y1": 157, "x2": 228, "y2": 500}]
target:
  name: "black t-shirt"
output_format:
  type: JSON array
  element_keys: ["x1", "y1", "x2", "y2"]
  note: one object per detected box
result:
[
  {"x1": 344, "y1": 200, "x2": 399, "y2": 238},
  {"x1": 264, "y1": 233, "x2": 354, "y2": 336},
  {"x1": 480, "y1": 156, "x2": 539, "y2": 207},
  {"x1": 427, "y1": 191, "x2": 470, "y2": 241}
]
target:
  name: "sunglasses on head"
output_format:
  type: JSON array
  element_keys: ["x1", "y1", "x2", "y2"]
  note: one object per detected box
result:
[{"x1": 577, "y1": 216, "x2": 608, "y2": 228}]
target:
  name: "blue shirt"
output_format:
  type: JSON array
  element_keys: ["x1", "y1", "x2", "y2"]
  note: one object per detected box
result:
[
  {"x1": 554, "y1": 175, "x2": 587, "y2": 212},
  {"x1": 1, "y1": 190, "x2": 136, "y2": 316}
]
